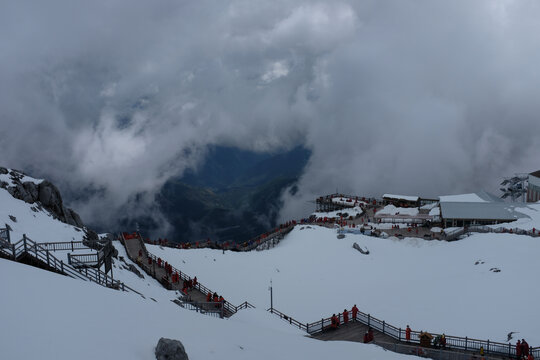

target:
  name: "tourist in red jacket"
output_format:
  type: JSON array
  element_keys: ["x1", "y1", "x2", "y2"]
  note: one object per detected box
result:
[
  {"x1": 331, "y1": 314, "x2": 338, "y2": 329},
  {"x1": 406, "y1": 325, "x2": 411, "y2": 342},
  {"x1": 516, "y1": 340, "x2": 522, "y2": 359},
  {"x1": 523, "y1": 339, "x2": 530, "y2": 357},
  {"x1": 343, "y1": 309, "x2": 349, "y2": 324},
  {"x1": 352, "y1": 305, "x2": 358, "y2": 321},
  {"x1": 363, "y1": 331, "x2": 369, "y2": 343}
]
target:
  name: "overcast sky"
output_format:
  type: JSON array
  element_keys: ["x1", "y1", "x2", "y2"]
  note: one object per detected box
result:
[{"x1": 1, "y1": 0, "x2": 540, "y2": 227}]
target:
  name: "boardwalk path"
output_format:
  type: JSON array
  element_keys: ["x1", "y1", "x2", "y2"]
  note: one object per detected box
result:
[
  {"x1": 121, "y1": 233, "x2": 238, "y2": 317},
  {"x1": 313, "y1": 322, "x2": 510, "y2": 360}
]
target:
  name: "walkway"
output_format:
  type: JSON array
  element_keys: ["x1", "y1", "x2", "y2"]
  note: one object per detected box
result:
[
  {"x1": 121, "y1": 232, "x2": 248, "y2": 318},
  {"x1": 313, "y1": 322, "x2": 509, "y2": 360},
  {"x1": 269, "y1": 306, "x2": 537, "y2": 360}
]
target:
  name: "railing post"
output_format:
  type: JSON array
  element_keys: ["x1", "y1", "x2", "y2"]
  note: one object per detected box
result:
[
  {"x1": 67, "y1": 253, "x2": 71, "y2": 265},
  {"x1": 23, "y1": 234, "x2": 27, "y2": 252},
  {"x1": 47, "y1": 250, "x2": 50, "y2": 266},
  {"x1": 61, "y1": 260, "x2": 64, "y2": 273},
  {"x1": 399, "y1": 328, "x2": 401, "y2": 341},
  {"x1": 5, "y1": 224, "x2": 11, "y2": 243},
  {"x1": 487, "y1": 340, "x2": 489, "y2": 354},
  {"x1": 465, "y1": 337, "x2": 468, "y2": 351},
  {"x1": 508, "y1": 343, "x2": 511, "y2": 357},
  {"x1": 382, "y1": 320, "x2": 385, "y2": 334},
  {"x1": 306, "y1": 323, "x2": 309, "y2": 333},
  {"x1": 321, "y1": 318, "x2": 324, "y2": 331},
  {"x1": 71, "y1": 241, "x2": 74, "y2": 251},
  {"x1": 368, "y1": 314, "x2": 371, "y2": 327},
  {"x1": 12, "y1": 244, "x2": 16, "y2": 259}
]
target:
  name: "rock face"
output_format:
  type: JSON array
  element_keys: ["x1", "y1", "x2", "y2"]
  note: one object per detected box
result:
[
  {"x1": 155, "y1": 338, "x2": 189, "y2": 360},
  {"x1": 0, "y1": 167, "x2": 85, "y2": 228}
]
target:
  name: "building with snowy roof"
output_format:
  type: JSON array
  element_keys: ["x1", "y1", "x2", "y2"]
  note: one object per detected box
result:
[
  {"x1": 527, "y1": 170, "x2": 540, "y2": 202},
  {"x1": 439, "y1": 201, "x2": 522, "y2": 227}
]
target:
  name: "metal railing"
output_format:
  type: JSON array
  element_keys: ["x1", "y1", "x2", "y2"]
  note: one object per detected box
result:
[
  {"x1": 267, "y1": 306, "x2": 539, "y2": 359},
  {"x1": 267, "y1": 308, "x2": 308, "y2": 331},
  {"x1": 35, "y1": 239, "x2": 114, "y2": 273},
  {"x1": 68, "y1": 253, "x2": 100, "y2": 267},
  {"x1": 234, "y1": 301, "x2": 256, "y2": 312},
  {"x1": 120, "y1": 232, "x2": 254, "y2": 316},
  {"x1": 0, "y1": 229, "x2": 142, "y2": 297},
  {"x1": 141, "y1": 224, "x2": 295, "y2": 253},
  {"x1": 173, "y1": 299, "x2": 226, "y2": 318},
  {"x1": 36, "y1": 241, "x2": 89, "y2": 252}
]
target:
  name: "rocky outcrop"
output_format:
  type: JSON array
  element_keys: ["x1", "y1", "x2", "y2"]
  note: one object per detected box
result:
[
  {"x1": 155, "y1": 338, "x2": 189, "y2": 360},
  {"x1": 0, "y1": 167, "x2": 85, "y2": 228}
]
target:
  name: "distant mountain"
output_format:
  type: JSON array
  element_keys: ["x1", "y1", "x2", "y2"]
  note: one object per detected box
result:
[{"x1": 134, "y1": 146, "x2": 310, "y2": 243}]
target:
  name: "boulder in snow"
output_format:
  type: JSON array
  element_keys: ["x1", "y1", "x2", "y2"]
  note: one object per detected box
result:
[{"x1": 155, "y1": 338, "x2": 189, "y2": 360}]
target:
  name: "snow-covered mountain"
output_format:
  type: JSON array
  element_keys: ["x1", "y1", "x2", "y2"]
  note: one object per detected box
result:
[{"x1": 0, "y1": 169, "x2": 415, "y2": 360}]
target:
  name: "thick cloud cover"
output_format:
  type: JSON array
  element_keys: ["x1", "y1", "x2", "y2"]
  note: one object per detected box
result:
[{"x1": 1, "y1": 0, "x2": 540, "y2": 227}]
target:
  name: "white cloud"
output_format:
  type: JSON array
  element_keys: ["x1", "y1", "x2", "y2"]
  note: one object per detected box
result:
[
  {"x1": 2, "y1": 0, "x2": 540, "y2": 228},
  {"x1": 261, "y1": 61, "x2": 289, "y2": 83}
]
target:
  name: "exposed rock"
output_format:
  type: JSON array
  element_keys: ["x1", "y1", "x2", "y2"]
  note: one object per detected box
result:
[
  {"x1": 84, "y1": 228, "x2": 100, "y2": 242},
  {"x1": 353, "y1": 242, "x2": 370, "y2": 255},
  {"x1": 155, "y1": 338, "x2": 189, "y2": 360},
  {"x1": 1, "y1": 168, "x2": 86, "y2": 228},
  {"x1": 23, "y1": 182, "x2": 39, "y2": 202}
]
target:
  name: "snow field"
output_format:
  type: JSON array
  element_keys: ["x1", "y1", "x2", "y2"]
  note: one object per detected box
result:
[
  {"x1": 147, "y1": 226, "x2": 540, "y2": 345},
  {"x1": 0, "y1": 259, "x2": 414, "y2": 360}
]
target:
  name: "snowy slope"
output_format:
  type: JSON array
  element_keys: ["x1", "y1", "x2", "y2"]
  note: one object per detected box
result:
[
  {"x1": 147, "y1": 226, "x2": 540, "y2": 345},
  {"x1": 0, "y1": 258, "x2": 415, "y2": 360}
]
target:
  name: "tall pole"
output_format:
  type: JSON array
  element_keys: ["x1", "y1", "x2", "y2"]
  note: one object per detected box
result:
[{"x1": 270, "y1": 279, "x2": 273, "y2": 310}]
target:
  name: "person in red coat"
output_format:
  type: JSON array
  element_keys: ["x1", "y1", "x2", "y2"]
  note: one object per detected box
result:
[
  {"x1": 331, "y1": 314, "x2": 338, "y2": 329},
  {"x1": 368, "y1": 328, "x2": 374, "y2": 342},
  {"x1": 343, "y1": 309, "x2": 349, "y2": 324},
  {"x1": 193, "y1": 276, "x2": 198, "y2": 287},
  {"x1": 363, "y1": 331, "x2": 369, "y2": 343},
  {"x1": 352, "y1": 304, "x2": 358, "y2": 321},
  {"x1": 523, "y1": 339, "x2": 530, "y2": 357},
  {"x1": 206, "y1": 292, "x2": 212, "y2": 302},
  {"x1": 406, "y1": 325, "x2": 411, "y2": 342}
]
